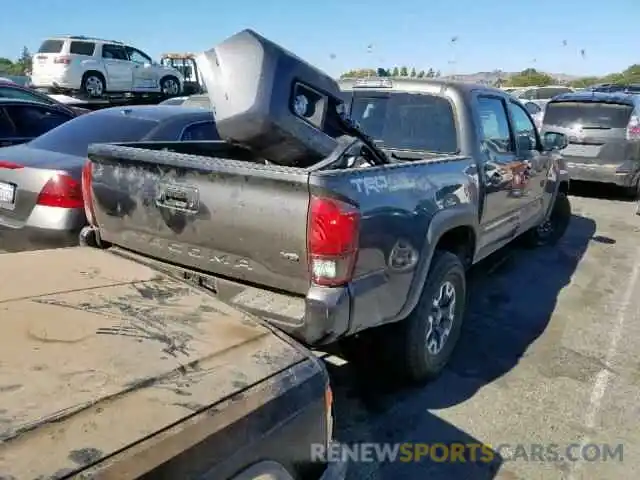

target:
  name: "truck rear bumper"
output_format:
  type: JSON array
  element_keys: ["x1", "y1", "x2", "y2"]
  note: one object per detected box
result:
[
  {"x1": 220, "y1": 277, "x2": 352, "y2": 347},
  {"x1": 102, "y1": 246, "x2": 354, "y2": 347},
  {"x1": 566, "y1": 161, "x2": 639, "y2": 187}
]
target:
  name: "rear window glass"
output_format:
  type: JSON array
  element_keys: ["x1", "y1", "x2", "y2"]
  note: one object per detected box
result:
[
  {"x1": 69, "y1": 41, "x2": 95, "y2": 56},
  {"x1": 349, "y1": 93, "x2": 458, "y2": 153},
  {"x1": 37, "y1": 40, "x2": 64, "y2": 54},
  {"x1": 28, "y1": 112, "x2": 159, "y2": 156},
  {"x1": 544, "y1": 101, "x2": 634, "y2": 128}
]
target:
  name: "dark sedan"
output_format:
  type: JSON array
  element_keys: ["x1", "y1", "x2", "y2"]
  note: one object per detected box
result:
[
  {"x1": 0, "y1": 98, "x2": 76, "y2": 148},
  {"x1": 0, "y1": 79, "x2": 89, "y2": 116},
  {"x1": 0, "y1": 105, "x2": 219, "y2": 252}
]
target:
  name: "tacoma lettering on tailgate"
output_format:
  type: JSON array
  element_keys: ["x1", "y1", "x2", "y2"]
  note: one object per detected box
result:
[{"x1": 121, "y1": 232, "x2": 253, "y2": 270}]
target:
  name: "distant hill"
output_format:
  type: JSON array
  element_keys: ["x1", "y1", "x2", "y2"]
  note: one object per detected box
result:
[{"x1": 440, "y1": 71, "x2": 582, "y2": 84}]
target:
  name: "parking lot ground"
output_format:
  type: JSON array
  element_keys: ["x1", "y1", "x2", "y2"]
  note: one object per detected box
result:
[{"x1": 329, "y1": 188, "x2": 640, "y2": 480}]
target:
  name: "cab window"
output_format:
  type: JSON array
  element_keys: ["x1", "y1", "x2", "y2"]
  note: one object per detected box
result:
[
  {"x1": 508, "y1": 101, "x2": 538, "y2": 150},
  {"x1": 476, "y1": 96, "x2": 513, "y2": 154}
]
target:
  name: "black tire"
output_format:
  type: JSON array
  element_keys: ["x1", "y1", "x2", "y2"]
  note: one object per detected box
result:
[
  {"x1": 81, "y1": 72, "x2": 106, "y2": 98},
  {"x1": 521, "y1": 192, "x2": 571, "y2": 247},
  {"x1": 375, "y1": 251, "x2": 467, "y2": 384},
  {"x1": 160, "y1": 76, "x2": 181, "y2": 97}
]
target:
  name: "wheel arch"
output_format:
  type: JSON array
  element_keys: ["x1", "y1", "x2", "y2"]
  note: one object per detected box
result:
[{"x1": 392, "y1": 205, "x2": 478, "y2": 323}]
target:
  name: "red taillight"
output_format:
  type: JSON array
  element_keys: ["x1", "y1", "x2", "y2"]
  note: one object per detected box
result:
[
  {"x1": 36, "y1": 174, "x2": 83, "y2": 208},
  {"x1": 627, "y1": 114, "x2": 640, "y2": 140},
  {"x1": 0, "y1": 161, "x2": 23, "y2": 169},
  {"x1": 307, "y1": 196, "x2": 360, "y2": 287},
  {"x1": 82, "y1": 160, "x2": 97, "y2": 225},
  {"x1": 53, "y1": 56, "x2": 71, "y2": 65}
]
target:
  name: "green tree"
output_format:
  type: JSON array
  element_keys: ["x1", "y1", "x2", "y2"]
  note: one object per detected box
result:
[
  {"x1": 506, "y1": 68, "x2": 554, "y2": 87},
  {"x1": 339, "y1": 68, "x2": 377, "y2": 79},
  {"x1": 0, "y1": 58, "x2": 13, "y2": 74},
  {"x1": 391, "y1": 66, "x2": 399, "y2": 77},
  {"x1": 417, "y1": 70, "x2": 425, "y2": 78},
  {"x1": 434, "y1": 70, "x2": 441, "y2": 78},
  {"x1": 400, "y1": 66, "x2": 408, "y2": 77},
  {"x1": 410, "y1": 67, "x2": 416, "y2": 78},
  {"x1": 17, "y1": 46, "x2": 32, "y2": 75},
  {"x1": 426, "y1": 68, "x2": 435, "y2": 78}
]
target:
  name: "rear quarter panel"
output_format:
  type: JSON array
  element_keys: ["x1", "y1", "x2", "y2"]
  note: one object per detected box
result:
[{"x1": 311, "y1": 156, "x2": 479, "y2": 334}]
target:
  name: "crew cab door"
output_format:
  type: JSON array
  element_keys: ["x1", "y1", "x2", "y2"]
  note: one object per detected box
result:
[
  {"x1": 506, "y1": 99, "x2": 551, "y2": 227},
  {"x1": 126, "y1": 47, "x2": 159, "y2": 91},
  {"x1": 101, "y1": 44, "x2": 133, "y2": 91},
  {"x1": 474, "y1": 94, "x2": 527, "y2": 252}
]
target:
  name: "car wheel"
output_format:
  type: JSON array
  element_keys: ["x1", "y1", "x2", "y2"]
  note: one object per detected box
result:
[
  {"x1": 81, "y1": 73, "x2": 105, "y2": 98},
  {"x1": 160, "y1": 76, "x2": 181, "y2": 96},
  {"x1": 522, "y1": 192, "x2": 571, "y2": 247},
  {"x1": 348, "y1": 251, "x2": 467, "y2": 385}
]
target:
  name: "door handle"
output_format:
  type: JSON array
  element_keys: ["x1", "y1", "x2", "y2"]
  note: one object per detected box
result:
[{"x1": 155, "y1": 183, "x2": 199, "y2": 213}]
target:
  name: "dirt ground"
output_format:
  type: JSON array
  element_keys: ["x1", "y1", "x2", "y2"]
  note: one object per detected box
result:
[{"x1": 328, "y1": 183, "x2": 640, "y2": 480}]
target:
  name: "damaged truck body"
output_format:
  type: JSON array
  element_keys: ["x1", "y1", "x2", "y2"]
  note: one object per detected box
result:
[
  {"x1": 1, "y1": 28, "x2": 571, "y2": 479},
  {"x1": 82, "y1": 29, "x2": 572, "y2": 384}
]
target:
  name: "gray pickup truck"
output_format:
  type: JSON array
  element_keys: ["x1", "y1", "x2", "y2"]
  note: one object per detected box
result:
[
  {"x1": 81, "y1": 32, "x2": 571, "y2": 385},
  {"x1": 0, "y1": 247, "x2": 343, "y2": 479}
]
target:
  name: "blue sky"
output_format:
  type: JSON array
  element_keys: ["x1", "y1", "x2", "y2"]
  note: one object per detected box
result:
[{"x1": 2, "y1": 0, "x2": 638, "y2": 77}]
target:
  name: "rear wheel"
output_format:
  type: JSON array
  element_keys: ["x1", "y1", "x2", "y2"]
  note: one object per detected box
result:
[
  {"x1": 522, "y1": 192, "x2": 571, "y2": 247},
  {"x1": 160, "y1": 76, "x2": 181, "y2": 96},
  {"x1": 395, "y1": 251, "x2": 466, "y2": 383},
  {"x1": 342, "y1": 251, "x2": 466, "y2": 385},
  {"x1": 81, "y1": 72, "x2": 105, "y2": 98}
]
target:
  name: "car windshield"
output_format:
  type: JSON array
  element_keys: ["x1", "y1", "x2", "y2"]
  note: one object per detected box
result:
[
  {"x1": 28, "y1": 112, "x2": 159, "y2": 156},
  {"x1": 348, "y1": 93, "x2": 458, "y2": 153},
  {"x1": 544, "y1": 101, "x2": 634, "y2": 129}
]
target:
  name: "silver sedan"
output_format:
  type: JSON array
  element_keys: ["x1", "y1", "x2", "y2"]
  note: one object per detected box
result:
[{"x1": 0, "y1": 105, "x2": 219, "y2": 252}]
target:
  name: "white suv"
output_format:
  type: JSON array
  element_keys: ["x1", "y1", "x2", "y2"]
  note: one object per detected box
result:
[{"x1": 31, "y1": 36, "x2": 184, "y2": 98}]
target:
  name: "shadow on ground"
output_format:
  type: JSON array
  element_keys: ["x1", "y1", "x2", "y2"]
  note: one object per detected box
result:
[
  {"x1": 569, "y1": 180, "x2": 636, "y2": 202},
  {"x1": 328, "y1": 213, "x2": 597, "y2": 479}
]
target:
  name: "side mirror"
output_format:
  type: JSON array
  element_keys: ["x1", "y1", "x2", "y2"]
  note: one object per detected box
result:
[
  {"x1": 542, "y1": 131, "x2": 568, "y2": 151},
  {"x1": 516, "y1": 133, "x2": 534, "y2": 151}
]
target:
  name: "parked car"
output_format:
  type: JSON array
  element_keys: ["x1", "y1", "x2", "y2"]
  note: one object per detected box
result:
[
  {"x1": 522, "y1": 100, "x2": 546, "y2": 129},
  {"x1": 0, "y1": 105, "x2": 219, "y2": 252},
  {"x1": 0, "y1": 98, "x2": 76, "y2": 148},
  {"x1": 158, "y1": 95, "x2": 189, "y2": 105},
  {"x1": 512, "y1": 85, "x2": 574, "y2": 102},
  {"x1": 0, "y1": 247, "x2": 344, "y2": 480},
  {"x1": 31, "y1": 35, "x2": 184, "y2": 98},
  {"x1": 82, "y1": 29, "x2": 571, "y2": 386},
  {"x1": 541, "y1": 91, "x2": 640, "y2": 194},
  {"x1": 587, "y1": 83, "x2": 640, "y2": 94},
  {"x1": 0, "y1": 79, "x2": 90, "y2": 115}
]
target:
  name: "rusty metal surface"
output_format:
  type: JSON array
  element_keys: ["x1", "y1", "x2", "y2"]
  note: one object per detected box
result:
[{"x1": 0, "y1": 247, "x2": 305, "y2": 479}]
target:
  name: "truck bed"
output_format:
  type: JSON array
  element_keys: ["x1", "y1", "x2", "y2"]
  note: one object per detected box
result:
[{"x1": 0, "y1": 247, "x2": 309, "y2": 478}]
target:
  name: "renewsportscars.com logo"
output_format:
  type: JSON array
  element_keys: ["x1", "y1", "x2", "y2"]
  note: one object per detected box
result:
[{"x1": 311, "y1": 442, "x2": 624, "y2": 464}]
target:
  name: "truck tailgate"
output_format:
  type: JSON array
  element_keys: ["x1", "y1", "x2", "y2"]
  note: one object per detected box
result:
[
  {"x1": 0, "y1": 247, "x2": 307, "y2": 478},
  {"x1": 87, "y1": 144, "x2": 312, "y2": 295}
]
